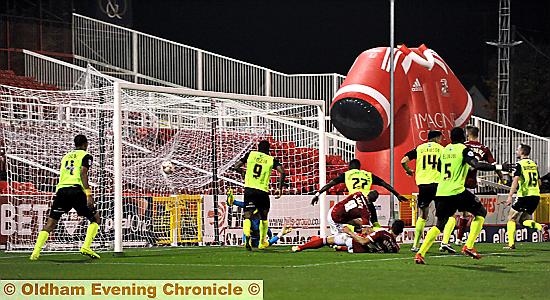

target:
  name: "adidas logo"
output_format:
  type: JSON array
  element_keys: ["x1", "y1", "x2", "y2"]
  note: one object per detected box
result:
[{"x1": 411, "y1": 78, "x2": 423, "y2": 92}]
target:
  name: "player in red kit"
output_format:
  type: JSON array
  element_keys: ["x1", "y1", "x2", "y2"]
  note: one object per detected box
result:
[
  {"x1": 311, "y1": 159, "x2": 407, "y2": 232},
  {"x1": 328, "y1": 191, "x2": 373, "y2": 234},
  {"x1": 292, "y1": 220, "x2": 404, "y2": 253},
  {"x1": 343, "y1": 220, "x2": 403, "y2": 253}
]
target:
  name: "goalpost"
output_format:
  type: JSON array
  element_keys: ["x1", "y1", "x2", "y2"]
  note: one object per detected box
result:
[{"x1": 1, "y1": 83, "x2": 328, "y2": 252}]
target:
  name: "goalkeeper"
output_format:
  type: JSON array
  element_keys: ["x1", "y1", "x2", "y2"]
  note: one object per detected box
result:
[
  {"x1": 30, "y1": 135, "x2": 100, "y2": 260},
  {"x1": 227, "y1": 189, "x2": 292, "y2": 247}
]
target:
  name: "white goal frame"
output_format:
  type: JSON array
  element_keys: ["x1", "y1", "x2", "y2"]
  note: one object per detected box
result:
[{"x1": 112, "y1": 81, "x2": 328, "y2": 253}]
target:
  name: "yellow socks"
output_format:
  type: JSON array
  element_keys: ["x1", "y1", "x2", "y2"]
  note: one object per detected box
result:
[
  {"x1": 32, "y1": 231, "x2": 49, "y2": 256},
  {"x1": 243, "y1": 219, "x2": 251, "y2": 237},
  {"x1": 418, "y1": 227, "x2": 441, "y2": 256},
  {"x1": 522, "y1": 220, "x2": 543, "y2": 231},
  {"x1": 442, "y1": 217, "x2": 456, "y2": 244},
  {"x1": 465, "y1": 216, "x2": 485, "y2": 248},
  {"x1": 82, "y1": 222, "x2": 99, "y2": 249},
  {"x1": 259, "y1": 220, "x2": 269, "y2": 243},
  {"x1": 413, "y1": 217, "x2": 426, "y2": 248},
  {"x1": 507, "y1": 221, "x2": 516, "y2": 247}
]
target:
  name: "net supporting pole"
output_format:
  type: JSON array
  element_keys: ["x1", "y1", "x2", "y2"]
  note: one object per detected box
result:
[
  {"x1": 318, "y1": 105, "x2": 327, "y2": 238},
  {"x1": 211, "y1": 100, "x2": 220, "y2": 244},
  {"x1": 98, "y1": 87, "x2": 107, "y2": 244},
  {"x1": 113, "y1": 81, "x2": 123, "y2": 254}
]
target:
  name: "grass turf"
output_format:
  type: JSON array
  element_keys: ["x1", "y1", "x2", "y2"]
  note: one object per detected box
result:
[{"x1": 1, "y1": 242, "x2": 549, "y2": 299}]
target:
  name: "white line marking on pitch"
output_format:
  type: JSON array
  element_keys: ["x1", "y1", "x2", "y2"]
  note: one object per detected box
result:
[{"x1": 0, "y1": 252, "x2": 514, "y2": 268}]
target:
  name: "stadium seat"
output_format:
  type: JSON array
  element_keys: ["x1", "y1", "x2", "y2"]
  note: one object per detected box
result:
[
  {"x1": 0, "y1": 181, "x2": 8, "y2": 193},
  {"x1": 0, "y1": 69, "x2": 60, "y2": 90}
]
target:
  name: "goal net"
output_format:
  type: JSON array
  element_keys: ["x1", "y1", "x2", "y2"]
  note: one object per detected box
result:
[{"x1": 0, "y1": 83, "x2": 327, "y2": 252}]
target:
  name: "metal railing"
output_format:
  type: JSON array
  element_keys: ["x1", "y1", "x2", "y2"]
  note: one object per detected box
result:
[
  {"x1": 470, "y1": 116, "x2": 550, "y2": 175},
  {"x1": 33, "y1": 13, "x2": 545, "y2": 176},
  {"x1": 72, "y1": 14, "x2": 345, "y2": 109},
  {"x1": 23, "y1": 50, "x2": 121, "y2": 90}
]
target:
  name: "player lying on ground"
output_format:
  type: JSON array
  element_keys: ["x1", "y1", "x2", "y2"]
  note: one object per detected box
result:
[
  {"x1": 291, "y1": 220, "x2": 404, "y2": 253},
  {"x1": 227, "y1": 188, "x2": 292, "y2": 247},
  {"x1": 317, "y1": 190, "x2": 380, "y2": 236},
  {"x1": 311, "y1": 159, "x2": 407, "y2": 230}
]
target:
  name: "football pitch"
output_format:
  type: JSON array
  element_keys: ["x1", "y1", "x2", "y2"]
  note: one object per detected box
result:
[{"x1": 1, "y1": 243, "x2": 549, "y2": 300}]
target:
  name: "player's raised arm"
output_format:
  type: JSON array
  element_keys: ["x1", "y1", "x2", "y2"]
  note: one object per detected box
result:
[
  {"x1": 371, "y1": 174, "x2": 408, "y2": 202},
  {"x1": 311, "y1": 173, "x2": 344, "y2": 205},
  {"x1": 462, "y1": 148, "x2": 513, "y2": 172}
]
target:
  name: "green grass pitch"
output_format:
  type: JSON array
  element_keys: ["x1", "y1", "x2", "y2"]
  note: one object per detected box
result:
[{"x1": 1, "y1": 243, "x2": 549, "y2": 299}]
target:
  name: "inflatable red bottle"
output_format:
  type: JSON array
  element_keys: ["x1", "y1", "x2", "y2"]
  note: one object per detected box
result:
[{"x1": 330, "y1": 44, "x2": 472, "y2": 194}]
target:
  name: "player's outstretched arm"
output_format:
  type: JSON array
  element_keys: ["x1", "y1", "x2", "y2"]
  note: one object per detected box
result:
[
  {"x1": 233, "y1": 200, "x2": 245, "y2": 209},
  {"x1": 311, "y1": 178, "x2": 340, "y2": 205},
  {"x1": 372, "y1": 174, "x2": 408, "y2": 202},
  {"x1": 463, "y1": 148, "x2": 514, "y2": 172},
  {"x1": 343, "y1": 226, "x2": 370, "y2": 245},
  {"x1": 230, "y1": 161, "x2": 246, "y2": 177},
  {"x1": 269, "y1": 225, "x2": 292, "y2": 245}
]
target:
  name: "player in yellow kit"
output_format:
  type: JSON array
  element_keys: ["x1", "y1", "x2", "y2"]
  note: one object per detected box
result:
[
  {"x1": 231, "y1": 140, "x2": 285, "y2": 250},
  {"x1": 401, "y1": 130, "x2": 444, "y2": 252},
  {"x1": 30, "y1": 134, "x2": 100, "y2": 260},
  {"x1": 414, "y1": 127, "x2": 513, "y2": 264},
  {"x1": 504, "y1": 144, "x2": 549, "y2": 249}
]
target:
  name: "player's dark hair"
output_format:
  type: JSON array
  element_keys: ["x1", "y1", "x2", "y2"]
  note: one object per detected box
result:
[
  {"x1": 427, "y1": 130, "x2": 442, "y2": 141},
  {"x1": 466, "y1": 125, "x2": 479, "y2": 138},
  {"x1": 258, "y1": 140, "x2": 270, "y2": 153},
  {"x1": 519, "y1": 143, "x2": 531, "y2": 156},
  {"x1": 74, "y1": 134, "x2": 88, "y2": 147},
  {"x1": 391, "y1": 219, "x2": 405, "y2": 235},
  {"x1": 450, "y1": 127, "x2": 466, "y2": 143},
  {"x1": 349, "y1": 159, "x2": 361, "y2": 169},
  {"x1": 367, "y1": 190, "x2": 379, "y2": 202}
]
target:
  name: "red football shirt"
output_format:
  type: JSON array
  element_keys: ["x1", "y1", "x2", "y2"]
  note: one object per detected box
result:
[
  {"x1": 352, "y1": 229, "x2": 400, "y2": 253},
  {"x1": 464, "y1": 140, "x2": 496, "y2": 189},
  {"x1": 330, "y1": 192, "x2": 371, "y2": 225}
]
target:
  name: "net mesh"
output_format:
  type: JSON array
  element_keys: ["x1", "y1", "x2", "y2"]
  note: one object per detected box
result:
[{"x1": 0, "y1": 84, "x2": 323, "y2": 250}]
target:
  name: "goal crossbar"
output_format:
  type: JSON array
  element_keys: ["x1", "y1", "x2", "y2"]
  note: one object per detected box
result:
[{"x1": 112, "y1": 82, "x2": 328, "y2": 253}]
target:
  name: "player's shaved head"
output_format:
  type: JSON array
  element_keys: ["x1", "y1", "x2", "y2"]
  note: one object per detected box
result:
[
  {"x1": 258, "y1": 140, "x2": 270, "y2": 153},
  {"x1": 349, "y1": 159, "x2": 361, "y2": 169},
  {"x1": 74, "y1": 134, "x2": 88, "y2": 148},
  {"x1": 450, "y1": 127, "x2": 466, "y2": 143}
]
